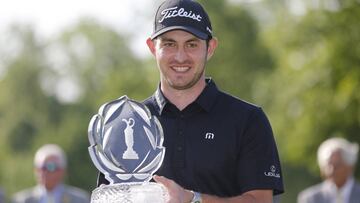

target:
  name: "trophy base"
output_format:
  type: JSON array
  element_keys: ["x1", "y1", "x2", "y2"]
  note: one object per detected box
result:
[
  {"x1": 90, "y1": 182, "x2": 169, "y2": 203},
  {"x1": 122, "y1": 149, "x2": 139, "y2": 159}
]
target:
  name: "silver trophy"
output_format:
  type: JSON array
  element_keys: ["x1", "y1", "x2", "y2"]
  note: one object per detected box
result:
[{"x1": 88, "y1": 96, "x2": 168, "y2": 203}]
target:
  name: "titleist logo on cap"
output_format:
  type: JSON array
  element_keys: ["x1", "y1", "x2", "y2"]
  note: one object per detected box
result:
[{"x1": 159, "y1": 6, "x2": 202, "y2": 23}]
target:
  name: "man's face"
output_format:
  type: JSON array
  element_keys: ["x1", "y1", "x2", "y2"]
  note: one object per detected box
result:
[
  {"x1": 323, "y1": 150, "x2": 353, "y2": 187},
  {"x1": 35, "y1": 155, "x2": 65, "y2": 191},
  {"x1": 147, "y1": 30, "x2": 217, "y2": 91}
]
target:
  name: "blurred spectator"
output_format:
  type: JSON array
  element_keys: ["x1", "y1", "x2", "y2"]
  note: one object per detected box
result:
[
  {"x1": 298, "y1": 137, "x2": 360, "y2": 203},
  {"x1": 12, "y1": 144, "x2": 90, "y2": 203},
  {"x1": 0, "y1": 187, "x2": 4, "y2": 203}
]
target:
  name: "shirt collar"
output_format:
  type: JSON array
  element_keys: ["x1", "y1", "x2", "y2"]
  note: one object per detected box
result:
[
  {"x1": 154, "y1": 78, "x2": 219, "y2": 115},
  {"x1": 154, "y1": 85, "x2": 168, "y2": 115},
  {"x1": 194, "y1": 78, "x2": 219, "y2": 112}
]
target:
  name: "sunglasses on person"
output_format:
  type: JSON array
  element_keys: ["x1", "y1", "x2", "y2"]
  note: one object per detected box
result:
[{"x1": 39, "y1": 161, "x2": 62, "y2": 172}]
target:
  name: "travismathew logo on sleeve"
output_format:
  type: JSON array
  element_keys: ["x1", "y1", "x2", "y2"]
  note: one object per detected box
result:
[{"x1": 159, "y1": 7, "x2": 202, "y2": 23}]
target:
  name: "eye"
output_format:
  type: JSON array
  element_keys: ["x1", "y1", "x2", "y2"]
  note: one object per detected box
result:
[
  {"x1": 163, "y1": 42, "x2": 176, "y2": 47},
  {"x1": 186, "y1": 42, "x2": 198, "y2": 48}
]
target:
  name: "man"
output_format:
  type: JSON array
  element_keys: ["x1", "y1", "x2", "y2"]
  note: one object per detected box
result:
[
  {"x1": 98, "y1": 0, "x2": 284, "y2": 202},
  {"x1": 298, "y1": 137, "x2": 360, "y2": 203},
  {"x1": 12, "y1": 144, "x2": 90, "y2": 203},
  {"x1": 0, "y1": 188, "x2": 4, "y2": 203}
]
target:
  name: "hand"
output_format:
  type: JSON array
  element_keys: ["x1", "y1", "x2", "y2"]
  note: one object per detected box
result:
[{"x1": 153, "y1": 175, "x2": 194, "y2": 203}]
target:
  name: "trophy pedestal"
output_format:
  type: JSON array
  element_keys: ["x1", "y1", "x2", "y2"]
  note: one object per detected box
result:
[{"x1": 91, "y1": 182, "x2": 169, "y2": 203}]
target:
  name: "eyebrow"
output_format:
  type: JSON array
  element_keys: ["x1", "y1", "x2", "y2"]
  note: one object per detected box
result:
[
  {"x1": 158, "y1": 37, "x2": 176, "y2": 43},
  {"x1": 158, "y1": 36, "x2": 201, "y2": 43}
]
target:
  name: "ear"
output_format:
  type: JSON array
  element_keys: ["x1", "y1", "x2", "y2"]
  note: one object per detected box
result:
[
  {"x1": 146, "y1": 37, "x2": 156, "y2": 56},
  {"x1": 206, "y1": 37, "x2": 218, "y2": 60}
]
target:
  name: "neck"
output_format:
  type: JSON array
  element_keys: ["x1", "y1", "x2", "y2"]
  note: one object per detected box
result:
[
  {"x1": 334, "y1": 176, "x2": 352, "y2": 189},
  {"x1": 335, "y1": 180, "x2": 346, "y2": 189},
  {"x1": 161, "y1": 79, "x2": 206, "y2": 111}
]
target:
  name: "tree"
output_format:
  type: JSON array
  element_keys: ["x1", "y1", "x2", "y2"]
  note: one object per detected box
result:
[
  {"x1": 0, "y1": 19, "x2": 155, "y2": 195},
  {"x1": 46, "y1": 19, "x2": 156, "y2": 190},
  {"x1": 197, "y1": 0, "x2": 275, "y2": 102},
  {"x1": 0, "y1": 25, "x2": 62, "y2": 193},
  {"x1": 260, "y1": 2, "x2": 360, "y2": 201}
]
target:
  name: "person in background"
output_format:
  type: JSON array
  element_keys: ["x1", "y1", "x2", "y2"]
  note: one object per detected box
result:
[
  {"x1": 298, "y1": 137, "x2": 360, "y2": 203},
  {"x1": 97, "y1": 0, "x2": 284, "y2": 202},
  {"x1": 12, "y1": 144, "x2": 90, "y2": 203},
  {"x1": 0, "y1": 187, "x2": 4, "y2": 203}
]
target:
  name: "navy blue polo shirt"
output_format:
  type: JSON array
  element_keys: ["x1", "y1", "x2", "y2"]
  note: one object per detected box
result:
[{"x1": 97, "y1": 79, "x2": 284, "y2": 197}]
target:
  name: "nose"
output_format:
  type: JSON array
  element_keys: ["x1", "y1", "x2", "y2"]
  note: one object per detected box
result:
[{"x1": 174, "y1": 47, "x2": 188, "y2": 63}]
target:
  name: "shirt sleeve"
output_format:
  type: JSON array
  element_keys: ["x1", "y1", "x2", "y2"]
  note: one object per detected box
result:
[{"x1": 236, "y1": 107, "x2": 284, "y2": 195}]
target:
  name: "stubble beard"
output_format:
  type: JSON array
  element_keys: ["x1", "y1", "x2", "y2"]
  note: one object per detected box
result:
[
  {"x1": 165, "y1": 55, "x2": 208, "y2": 91},
  {"x1": 169, "y1": 65, "x2": 205, "y2": 90}
]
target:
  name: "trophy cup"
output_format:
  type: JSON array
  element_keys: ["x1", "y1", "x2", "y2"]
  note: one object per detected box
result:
[{"x1": 88, "y1": 95, "x2": 168, "y2": 203}]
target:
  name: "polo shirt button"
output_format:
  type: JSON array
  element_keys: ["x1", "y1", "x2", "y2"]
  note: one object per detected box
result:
[
  {"x1": 180, "y1": 114, "x2": 184, "y2": 118},
  {"x1": 179, "y1": 131, "x2": 183, "y2": 135},
  {"x1": 177, "y1": 146, "x2": 183, "y2": 151}
]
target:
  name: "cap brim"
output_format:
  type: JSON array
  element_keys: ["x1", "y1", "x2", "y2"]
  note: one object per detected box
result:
[{"x1": 151, "y1": 26, "x2": 209, "y2": 40}]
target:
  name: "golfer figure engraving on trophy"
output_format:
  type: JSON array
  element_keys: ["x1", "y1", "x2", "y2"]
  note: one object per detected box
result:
[{"x1": 122, "y1": 118, "x2": 139, "y2": 159}]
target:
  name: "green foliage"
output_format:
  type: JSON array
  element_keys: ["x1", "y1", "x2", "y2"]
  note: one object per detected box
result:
[
  {"x1": 263, "y1": 2, "x2": 360, "y2": 166},
  {"x1": 0, "y1": 19, "x2": 155, "y2": 196},
  {"x1": 202, "y1": 0, "x2": 274, "y2": 101},
  {"x1": 260, "y1": 2, "x2": 360, "y2": 202},
  {"x1": 0, "y1": 27, "x2": 56, "y2": 194}
]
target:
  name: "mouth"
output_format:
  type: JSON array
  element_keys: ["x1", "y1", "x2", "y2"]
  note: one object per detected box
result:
[{"x1": 171, "y1": 66, "x2": 190, "y2": 73}]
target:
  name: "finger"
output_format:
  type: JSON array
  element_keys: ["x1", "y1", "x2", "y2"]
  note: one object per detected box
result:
[{"x1": 153, "y1": 175, "x2": 170, "y2": 186}]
